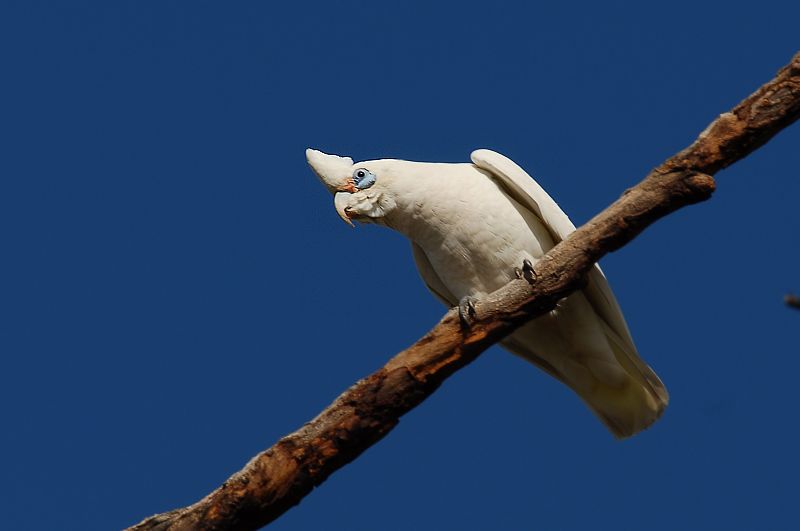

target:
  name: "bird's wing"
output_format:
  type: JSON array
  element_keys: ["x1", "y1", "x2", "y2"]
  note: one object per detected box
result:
[
  {"x1": 471, "y1": 149, "x2": 668, "y2": 437},
  {"x1": 469, "y1": 149, "x2": 638, "y2": 357},
  {"x1": 411, "y1": 242, "x2": 458, "y2": 307}
]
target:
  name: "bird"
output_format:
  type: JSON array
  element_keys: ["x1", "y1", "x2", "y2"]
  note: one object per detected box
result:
[{"x1": 307, "y1": 148, "x2": 668, "y2": 438}]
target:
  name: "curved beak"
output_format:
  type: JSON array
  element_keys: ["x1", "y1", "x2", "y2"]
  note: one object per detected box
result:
[{"x1": 334, "y1": 192, "x2": 355, "y2": 227}]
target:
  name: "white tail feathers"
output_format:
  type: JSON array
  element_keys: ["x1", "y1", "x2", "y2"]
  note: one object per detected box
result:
[{"x1": 503, "y1": 321, "x2": 668, "y2": 439}]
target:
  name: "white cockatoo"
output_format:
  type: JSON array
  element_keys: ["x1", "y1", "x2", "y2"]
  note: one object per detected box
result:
[{"x1": 307, "y1": 148, "x2": 668, "y2": 438}]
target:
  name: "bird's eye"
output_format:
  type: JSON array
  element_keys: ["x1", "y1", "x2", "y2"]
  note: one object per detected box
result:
[{"x1": 352, "y1": 168, "x2": 376, "y2": 189}]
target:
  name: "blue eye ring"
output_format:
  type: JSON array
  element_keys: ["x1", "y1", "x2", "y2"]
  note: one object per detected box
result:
[{"x1": 352, "y1": 168, "x2": 376, "y2": 189}]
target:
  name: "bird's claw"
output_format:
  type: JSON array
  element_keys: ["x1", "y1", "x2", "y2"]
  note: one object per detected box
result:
[
  {"x1": 458, "y1": 296, "x2": 477, "y2": 328},
  {"x1": 515, "y1": 258, "x2": 537, "y2": 282},
  {"x1": 523, "y1": 258, "x2": 535, "y2": 275}
]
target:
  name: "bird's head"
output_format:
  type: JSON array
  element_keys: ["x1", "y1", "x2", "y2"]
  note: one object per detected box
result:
[{"x1": 306, "y1": 148, "x2": 397, "y2": 227}]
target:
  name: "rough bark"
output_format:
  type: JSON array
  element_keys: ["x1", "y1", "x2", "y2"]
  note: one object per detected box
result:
[
  {"x1": 785, "y1": 293, "x2": 800, "y2": 309},
  {"x1": 128, "y1": 52, "x2": 800, "y2": 531}
]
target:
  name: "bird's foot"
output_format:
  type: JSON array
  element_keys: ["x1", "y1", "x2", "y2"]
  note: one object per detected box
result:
[
  {"x1": 523, "y1": 258, "x2": 535, "y2": 276},
  {"x1": 515, "y1": 258, "x2": 537, "y2": 282},
  {"x1": 458, "y1": 296, "x2": 478, "y2": 328}
]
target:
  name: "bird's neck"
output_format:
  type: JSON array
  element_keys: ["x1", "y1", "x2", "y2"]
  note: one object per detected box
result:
[{"x1": 381, "y1": 169, "x2": 466, "y2": 250}]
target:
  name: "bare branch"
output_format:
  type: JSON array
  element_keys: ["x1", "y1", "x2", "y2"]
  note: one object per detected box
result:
[
  {"x1": 128, "y1": 52, "x2": 800, "y2": 531},
  {"x1": 785, "y1": 293, "x2": 800, "y2": 309}
]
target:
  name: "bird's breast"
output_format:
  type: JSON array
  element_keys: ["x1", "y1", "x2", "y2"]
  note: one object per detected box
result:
[{"x1": 387, "y1": 169, "x2": 555, "y2": 299}]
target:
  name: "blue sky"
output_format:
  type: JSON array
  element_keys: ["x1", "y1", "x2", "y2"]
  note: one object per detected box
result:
[{"x1": 1, "y1": 1, "x2": 799, "y2": 529}]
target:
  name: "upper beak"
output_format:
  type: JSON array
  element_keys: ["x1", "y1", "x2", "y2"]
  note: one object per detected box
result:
[{"x1": 334, "y1": 192, "x2": 355, "y2": 227}]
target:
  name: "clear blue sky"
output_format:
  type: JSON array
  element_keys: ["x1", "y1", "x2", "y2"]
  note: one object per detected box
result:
[{"x1": 2, "y1": 1, "x2": 799, "y2": 530}]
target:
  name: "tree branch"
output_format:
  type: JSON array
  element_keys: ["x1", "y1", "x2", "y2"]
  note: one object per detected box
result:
[
  {"x1": 785, "y1": 293, "x2": 800, "y2": 309},
  {"x1": 128, "y1": 52, "x2": 800, "y2": 531}
]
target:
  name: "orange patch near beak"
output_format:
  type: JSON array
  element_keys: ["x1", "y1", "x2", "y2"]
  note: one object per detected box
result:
[{"x1": 341, "y1": 179, "x2": 357, "y2": 193}]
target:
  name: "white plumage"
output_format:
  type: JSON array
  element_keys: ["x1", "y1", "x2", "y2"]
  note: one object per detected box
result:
[{"x1": 308, "y1": 148, "x2": 668, "y2": 438}]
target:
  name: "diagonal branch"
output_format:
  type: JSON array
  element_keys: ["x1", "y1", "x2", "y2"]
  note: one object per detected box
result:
[{"x1": 128, "y1": 52, "x2": 800, "y2": 531}]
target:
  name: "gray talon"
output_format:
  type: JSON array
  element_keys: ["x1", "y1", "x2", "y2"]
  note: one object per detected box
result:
[
  {"x1": 523, "y1": 258, "x2": 534, "y2": 272},
  {"x1": 521, "y1": 258, "x2": 536, "y2": 282},
  {"x1": 458, "y1": 296, "x2": 477, "y2": 327}
]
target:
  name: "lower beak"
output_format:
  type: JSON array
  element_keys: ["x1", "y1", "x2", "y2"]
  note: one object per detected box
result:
[{"x1": 334, "y1": 192, "x2": 355, "y2": 227}]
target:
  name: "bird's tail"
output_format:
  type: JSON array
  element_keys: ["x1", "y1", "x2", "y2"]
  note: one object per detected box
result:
[{"x1": 503, "y1": 322, "x2": 668, "y2": 439}]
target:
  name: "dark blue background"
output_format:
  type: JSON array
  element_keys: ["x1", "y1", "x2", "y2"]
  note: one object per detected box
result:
[{"x1": 2, "y1": 1, "x2": 799, "y2": 529}]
